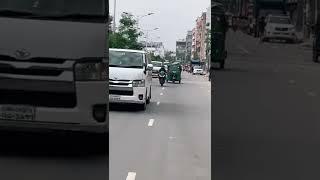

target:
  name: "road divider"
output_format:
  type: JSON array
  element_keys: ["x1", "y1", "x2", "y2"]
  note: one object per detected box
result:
[
  {"x1": 126, "y1": 172, "x2": 136, "y2": 180},
  {"x1": 148, "y1": 119, "x2": 155, "y2": 127}
]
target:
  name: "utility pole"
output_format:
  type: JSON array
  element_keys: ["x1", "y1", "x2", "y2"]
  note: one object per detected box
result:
[{"x1": 113, "y1": 0, "x2": 116, "y2": 32}]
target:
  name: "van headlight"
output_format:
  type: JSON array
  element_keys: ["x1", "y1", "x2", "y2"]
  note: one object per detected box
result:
[
  {"x1": 74, "y1": 61, "x2": 107, "y2": 81},
  {"x1": 132, "y1": 80, "x2": 145, "y2": 87}
]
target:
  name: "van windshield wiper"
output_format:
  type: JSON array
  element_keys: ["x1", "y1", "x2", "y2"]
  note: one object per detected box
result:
[{"x1": 0, "y1": 9, "x2": 37, "y2": 17}]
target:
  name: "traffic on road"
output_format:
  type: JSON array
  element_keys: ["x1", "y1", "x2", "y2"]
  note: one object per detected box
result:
[
  {"x1": 214, "y1": 0, "x2": 320, "y2": 179},
  {"x1": 109, "y1": 0, "x2": 211, "y2": 179}
]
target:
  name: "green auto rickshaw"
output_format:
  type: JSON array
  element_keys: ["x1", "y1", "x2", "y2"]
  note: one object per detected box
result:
[
  {"x1": 211, "y1": 2, "x2": 228, "y2": 69},
  {"x1": 166, "y1": 62, "x2": 182, "y2": 84}
]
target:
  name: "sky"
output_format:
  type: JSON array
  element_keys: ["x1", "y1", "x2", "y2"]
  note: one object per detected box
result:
[{"x1": 109, "y1": 0, "x2": 210, "y2": 51}]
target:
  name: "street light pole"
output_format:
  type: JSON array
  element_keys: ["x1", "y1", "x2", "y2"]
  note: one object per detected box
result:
[{"x1": 113, "y1": 0, "x2": 116, "y2": 32}]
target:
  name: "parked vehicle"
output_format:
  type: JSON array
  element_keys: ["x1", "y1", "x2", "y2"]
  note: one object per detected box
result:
[
  {"x1": 252, "y1": 0, "x2": 287, "y2": 37},
  {"x1": 151, "y1": 61, "x2": 162, "y2": 78},
  {"x1": 211, "y1": 2, "x2": 227, "y2": 69},
  {"x1": 109, "y1": 49, "x2": 153, "y2": 110},
  {"x1": 0, "y1": 0, "x2": 109, "y2": 139},
  {"x1": 262, "y1": 15, "x2": 296, "y2": 43},
  {"x1": 193, "y1": 66, "x2": 205, "y2": 75}
]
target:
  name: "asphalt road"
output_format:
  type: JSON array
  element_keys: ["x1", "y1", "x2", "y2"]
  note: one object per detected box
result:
[
  {"x1": 110, "y1": 72, "x2": 211, "y2": 180},
  {"x1": 213, "y1": 30, "x2": 320, "y2": 180},
  {"x1": 0, "y1": 132, "x2": 108, "y2": 180}
]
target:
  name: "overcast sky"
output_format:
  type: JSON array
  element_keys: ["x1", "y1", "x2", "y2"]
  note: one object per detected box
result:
[{"x1": 109, "y1": 0, "x2": 210, "y2": 51}]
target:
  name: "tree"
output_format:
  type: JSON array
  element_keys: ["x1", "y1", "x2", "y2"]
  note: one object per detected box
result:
[
  {"x1": 164, "y1": 51, "x2": 175, "y2": 62},
  {"x1": 109, "y1": 12, "x2": 144, "y2": 50},
  {"x1": 108, "y1": 15, "x2": 113, "y2": 33}
]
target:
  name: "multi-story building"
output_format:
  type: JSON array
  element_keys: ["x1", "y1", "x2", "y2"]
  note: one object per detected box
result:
[
  {"x1": 185, "y1": 31, "x2": 193, "y2": 62},
  {"x1": 198, "y1": 12, "x2": 207, "y2": 63},
  {"x1": 191, "y1": 28, "x2": 197, "y2": 59},
  {"x1": 176, "y1": 39, "x2": 187, "y2": 62}
]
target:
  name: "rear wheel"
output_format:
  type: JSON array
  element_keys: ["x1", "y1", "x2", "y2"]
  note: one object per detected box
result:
[
  {"x1": 179, "y1": 80, "x2": 181, "y2": 84},
  {"x1": 139, "y1": 92, "x2": 147, "y2": 110}
]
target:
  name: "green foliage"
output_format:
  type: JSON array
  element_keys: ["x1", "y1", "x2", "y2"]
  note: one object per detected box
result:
[{"x1": 109, "y1": 12, "x2": 144, "y2": 50}]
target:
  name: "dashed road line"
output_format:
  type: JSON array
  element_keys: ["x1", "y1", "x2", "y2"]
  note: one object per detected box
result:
[
  {"x1": 126, "y1": 172, "x2": 136, "y2": 180},
  {"x1": 148, "y1": 119, "x2": 155, "y2": 127},
  {"x1": 157, "y1": 102, "x2": 160, "y2": 106},
  {"x1": 162, "y1": 87, "x2": 165, "y2": 90},
  {"x1": 160, "y1": 93, "x2": 163, "y2": 96}
]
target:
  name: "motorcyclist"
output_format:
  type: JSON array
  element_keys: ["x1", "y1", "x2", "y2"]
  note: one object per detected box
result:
[{"x1": 159, "y1": 65, "x2": 166, "y2": 74}]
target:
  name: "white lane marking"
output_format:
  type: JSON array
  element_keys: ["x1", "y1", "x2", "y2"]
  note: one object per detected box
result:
[
  {"x1": 126, "y1": 172, "x2": 136, "y2": 180},
  {"x1": 160, "y1": 93, "x2": 163, "y2": 96},
  {"x1": 157, "y1": 102, "x2": 160, "y2": 106},
  {"x1": 162, "y1": 87, "x2": 165, "y2": 90},
  {"x1": 148, "y1": 119, "x2": 155, "y2": 127}
]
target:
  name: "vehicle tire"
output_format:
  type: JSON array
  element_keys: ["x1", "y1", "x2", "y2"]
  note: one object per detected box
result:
[
  {"x1": 173, "y1": 80, "x2": 175, "y2": 83},
  {"x1": 139, "y1": 98, "x2": 147, "y2": 110},
  {"x1": 179, "y1": 80, "x2": 181, "y2": 84}
]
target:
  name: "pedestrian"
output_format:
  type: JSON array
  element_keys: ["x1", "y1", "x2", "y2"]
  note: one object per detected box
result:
[{"x1": 259, "y1": 16, "x2": 266, "y2": 37}]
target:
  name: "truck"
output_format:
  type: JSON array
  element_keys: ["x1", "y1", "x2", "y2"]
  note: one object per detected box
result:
[{"x1": 253, "y1": 0, "x2": 287, "y2": 37}]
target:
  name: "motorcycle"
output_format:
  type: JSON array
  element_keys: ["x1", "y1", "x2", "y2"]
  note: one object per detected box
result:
[{"x1": 158, "y1": 71, "x2": 166, "y2": 86}]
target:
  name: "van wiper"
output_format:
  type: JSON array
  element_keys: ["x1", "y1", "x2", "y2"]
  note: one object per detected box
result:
[{"x1": 0, "y1": 9, "x2": 37, "y2": 17}]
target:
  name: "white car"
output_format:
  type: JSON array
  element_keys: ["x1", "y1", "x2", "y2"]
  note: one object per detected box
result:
[
  {"x1": 109, "y1": 49, "x2": 153, "y2": 110},
  {"x1": 193, "y1": 66, "x2": 205, "y2": 75},
  {"x1": 263, "y1": 15, "x2": 297, "y2": 43},
  {"x1": 0, "y1": 1, "x2": 108, "y2": 138}
]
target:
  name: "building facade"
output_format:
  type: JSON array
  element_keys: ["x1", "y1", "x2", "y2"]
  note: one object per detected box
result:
[
  {"x1": 185, "y1": 31, "x2": 193, "y2": 62},
  {"x1": 176, "y1": 39, "x2": 187, "y2": 62}
]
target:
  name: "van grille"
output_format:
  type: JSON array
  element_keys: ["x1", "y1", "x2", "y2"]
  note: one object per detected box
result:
[
  {"x1": 109, "y1": 90, "x2": 133, "y2": 96},
  {"x1": 0, "y1": 89, "x2": 76, "y2": 108},
  {"x1": 0, "y1": 55, "x2": 67, "y2": 64},
  {"x1": 0, "y1": 66, "x2": 63, "y2": 76}
]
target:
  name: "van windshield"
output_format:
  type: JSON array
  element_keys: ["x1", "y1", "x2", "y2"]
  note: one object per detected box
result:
[
  {"x1": 110, "y1": 51, "x2": 144, "y2": 68},
  {"x1": 0, "y1": 0, "x2": 106, "y2": 20}
]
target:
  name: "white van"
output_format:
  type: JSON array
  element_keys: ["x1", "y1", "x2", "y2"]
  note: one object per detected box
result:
[
  {"x1": 0, "y1": 1, "x2": 108, "y2": 138},
  {"x1": 109, "y1": 48, "x2": 153, "y2": 110}
]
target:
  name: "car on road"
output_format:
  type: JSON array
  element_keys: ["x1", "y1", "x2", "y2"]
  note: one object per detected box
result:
[
  {"x1": 0, "y1": 0, "x2": 109, "y2": 139},
  {"x1": 193, "y1": 66, "x2": 205, "y2": 75},
  {"x1": 262, "y1": 15, "x2": 297, "y2": 43},
  {"x1": 109, "y1": 49, "x2": 153, "y2": 110},
  {"x1": 151, "y1": 61, "x2": 162, "y2": 78}
]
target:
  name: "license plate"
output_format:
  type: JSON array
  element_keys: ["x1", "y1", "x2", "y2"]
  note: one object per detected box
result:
[
  {"x1": 0, "y1": 105, "x2": 35, "y2": 121},
  {"x1": 110, "y1": 95, "x2": 121, "y2": 101}
]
